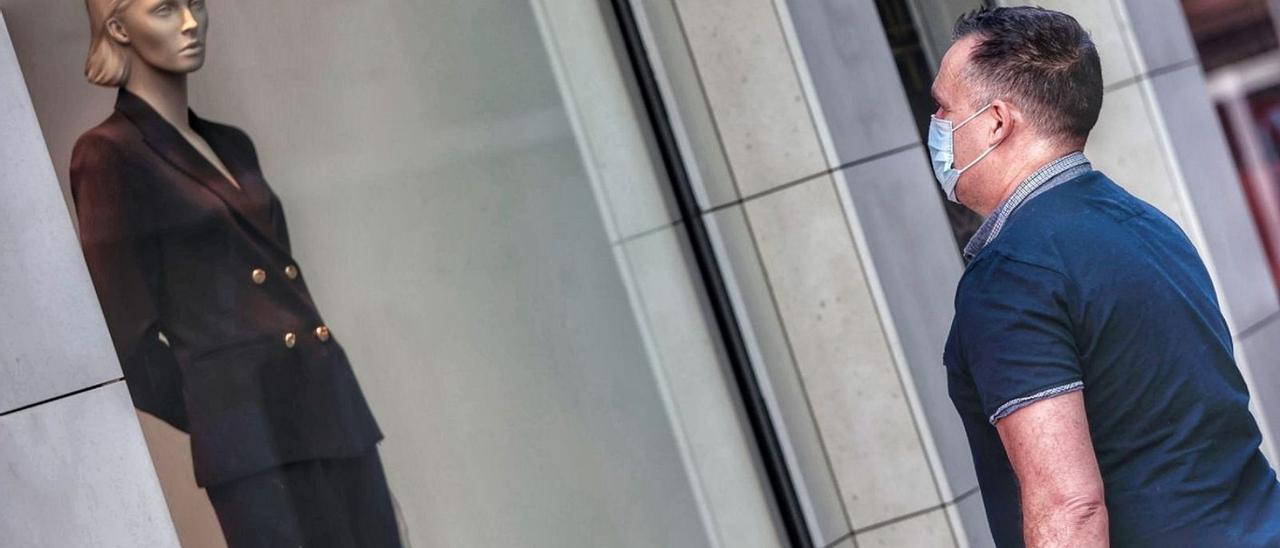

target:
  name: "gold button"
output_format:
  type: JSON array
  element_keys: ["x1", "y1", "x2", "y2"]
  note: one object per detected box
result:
[
  {"x1": 251, "y1": 268, "x2": 267, "y2": 284},
  {"x1": 284, "y1": 265, "x2": 299, "y2": 280},
  {"x1": 283, "y1": 332, "x2": 297, "y2": 348},
  {"x1": 314, "y1": 325, "x2": 330, "y2": 342}
]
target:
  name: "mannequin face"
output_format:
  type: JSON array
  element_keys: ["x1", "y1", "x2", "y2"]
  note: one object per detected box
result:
[{"x1": 108, "y1": 0, "x2": 209, "y2": 75}]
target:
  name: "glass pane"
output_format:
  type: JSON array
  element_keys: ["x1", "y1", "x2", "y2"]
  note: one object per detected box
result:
[{"x1": 3, "y1": 0, "x2": 784, "y2": 546}]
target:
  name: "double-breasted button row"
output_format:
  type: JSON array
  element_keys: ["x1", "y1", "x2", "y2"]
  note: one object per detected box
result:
[
  {"x1": 250, "y1": 264, "x2": 300, "y2": 284},
  {"x1": 283, "y1": 325, "x2": 331, "y2": 348},
  {"x1": 255, "y1": 261, "x2": 310, "y2": 349}
]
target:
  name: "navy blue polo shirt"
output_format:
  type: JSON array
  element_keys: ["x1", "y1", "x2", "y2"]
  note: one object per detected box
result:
[{"x1": 944, "y1": 170, "x2": 1280, "y2": 546}]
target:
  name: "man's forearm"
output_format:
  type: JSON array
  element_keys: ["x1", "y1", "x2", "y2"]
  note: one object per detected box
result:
[
  {"x1": 997, "y1": 391, "x2": 1108, "y2": 547},
  {"x1": 1024, "y1": 494, "x2": 1109, "y2": 547}
]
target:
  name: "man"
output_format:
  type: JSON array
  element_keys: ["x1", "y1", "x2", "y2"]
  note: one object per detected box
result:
[{"x1": 935, "y1": 7, "x2": 1280, "y2": 547}]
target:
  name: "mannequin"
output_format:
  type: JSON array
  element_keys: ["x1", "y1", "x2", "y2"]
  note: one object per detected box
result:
[
  {"x1": 72, "y1": 1, "x2": 402, "y2": 546},
  {"x1": 89, "y1": 0, "x2": 235, "y2": 188}
]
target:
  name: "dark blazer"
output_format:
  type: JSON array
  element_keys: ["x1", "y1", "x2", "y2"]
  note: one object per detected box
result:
[{"x1": 69, "y1": 87, "x2": 382, "y2": 487}]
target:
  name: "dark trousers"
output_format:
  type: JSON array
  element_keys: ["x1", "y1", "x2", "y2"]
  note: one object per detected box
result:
[{"x1": 206, "y1": 448, "x2": 403, "y2": 548}]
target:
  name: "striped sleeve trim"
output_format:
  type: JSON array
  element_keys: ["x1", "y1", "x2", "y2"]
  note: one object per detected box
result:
[{"x1": 989, "y1": 381, "x2": 1084, "y2": 425}]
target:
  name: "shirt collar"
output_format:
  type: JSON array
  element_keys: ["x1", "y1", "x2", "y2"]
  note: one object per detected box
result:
[{"x1": 962, "y1": 151, "x2": 1092, "y2": 263}]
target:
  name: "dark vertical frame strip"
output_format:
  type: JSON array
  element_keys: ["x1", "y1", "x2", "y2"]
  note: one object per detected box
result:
[{"x1": 606, "y1": 1, "x2": 814, "y2": 547}]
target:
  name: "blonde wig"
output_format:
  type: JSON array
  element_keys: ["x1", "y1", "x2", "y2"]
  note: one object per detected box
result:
[{"x1": 84, "y1": 0, "x2": 134, "y2": 87}]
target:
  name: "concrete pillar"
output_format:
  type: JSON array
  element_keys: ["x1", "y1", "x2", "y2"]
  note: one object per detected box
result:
[
  {"x1": 0, "y1": 10, "x2": 179, "y2": 547},
  {"x1": 637, "y1": 0, "x2": 976, "y2": 545}
]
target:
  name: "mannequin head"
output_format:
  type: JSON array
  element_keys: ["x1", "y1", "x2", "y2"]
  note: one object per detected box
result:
[{"x1": 84, "y1": 0, "x2": 209, "y2": 87}]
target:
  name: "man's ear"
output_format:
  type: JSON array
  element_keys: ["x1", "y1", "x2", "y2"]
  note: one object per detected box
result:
[
  {"x1": 106, "y1": 18, "x2": 130, "y2": 45},
  {"x1": 988, "y1": 99, "x2": 1015, "y2": 145}
]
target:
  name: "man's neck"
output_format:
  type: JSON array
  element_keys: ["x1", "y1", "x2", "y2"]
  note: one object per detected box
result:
[
  {"x1": 980, "y1": 144, "x2": 1080, "y2": 216},
  {"x1": 123, "y1": 61, "x2": 191, "y2": 132}
]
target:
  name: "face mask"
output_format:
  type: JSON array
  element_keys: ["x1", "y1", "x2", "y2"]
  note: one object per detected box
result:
[{"x1": 928, "y1": 103, "x2": 998, "y2": 203}]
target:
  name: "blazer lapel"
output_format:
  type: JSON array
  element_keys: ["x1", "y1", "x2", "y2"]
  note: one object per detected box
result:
[{"x1": 114, "y1": 88, "x2": 288, "y2": 258}]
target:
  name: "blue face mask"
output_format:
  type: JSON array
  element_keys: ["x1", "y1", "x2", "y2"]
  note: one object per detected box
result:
[{"x1": 928, "y1": 104, "x2": 998, "y2": 203}]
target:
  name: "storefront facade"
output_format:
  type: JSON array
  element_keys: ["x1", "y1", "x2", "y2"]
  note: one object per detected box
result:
[{"x1": 0, "y1": 1, "x2": 1276, "y2": 547}]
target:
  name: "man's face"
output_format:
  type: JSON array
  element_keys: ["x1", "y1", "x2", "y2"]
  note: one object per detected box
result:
[{"x1": 931, "y1": 37, "x2": 992, "y2": 204}]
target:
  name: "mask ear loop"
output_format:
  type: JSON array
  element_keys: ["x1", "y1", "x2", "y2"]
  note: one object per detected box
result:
[
  {"x1": 953, "y1": 103, "x2": 1001, "y2": 174},
  {"x1": 953, "y1": 103, "x2": 993, "y2": 130},
  {"x1": 955, "y1": 141, "x2": 998, "y2": 173}
]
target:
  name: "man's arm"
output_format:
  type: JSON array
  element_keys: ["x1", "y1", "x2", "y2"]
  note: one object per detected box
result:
[{"x1": 996, "y1": 390, "x2": 1108, "y2": 547}]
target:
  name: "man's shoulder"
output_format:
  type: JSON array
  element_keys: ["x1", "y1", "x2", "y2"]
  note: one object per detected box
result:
[
  {"x1": 982, "y1": 171, "x2": 1176, "y2": 261},
  {"x1": 956, "y1": 249, "x2": 1066, "y2": 313},
  {"x1": 1008, "y1": 171, "x2": 1133, "y2": 227}
]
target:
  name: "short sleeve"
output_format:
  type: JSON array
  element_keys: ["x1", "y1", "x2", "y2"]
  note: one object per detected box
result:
[
  {"x1": 955, "y1": 253, "x2": 1083, "y2": 425},
  {"x1": 70, "y1": 133, "x2": 189, "y2": 431}
]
